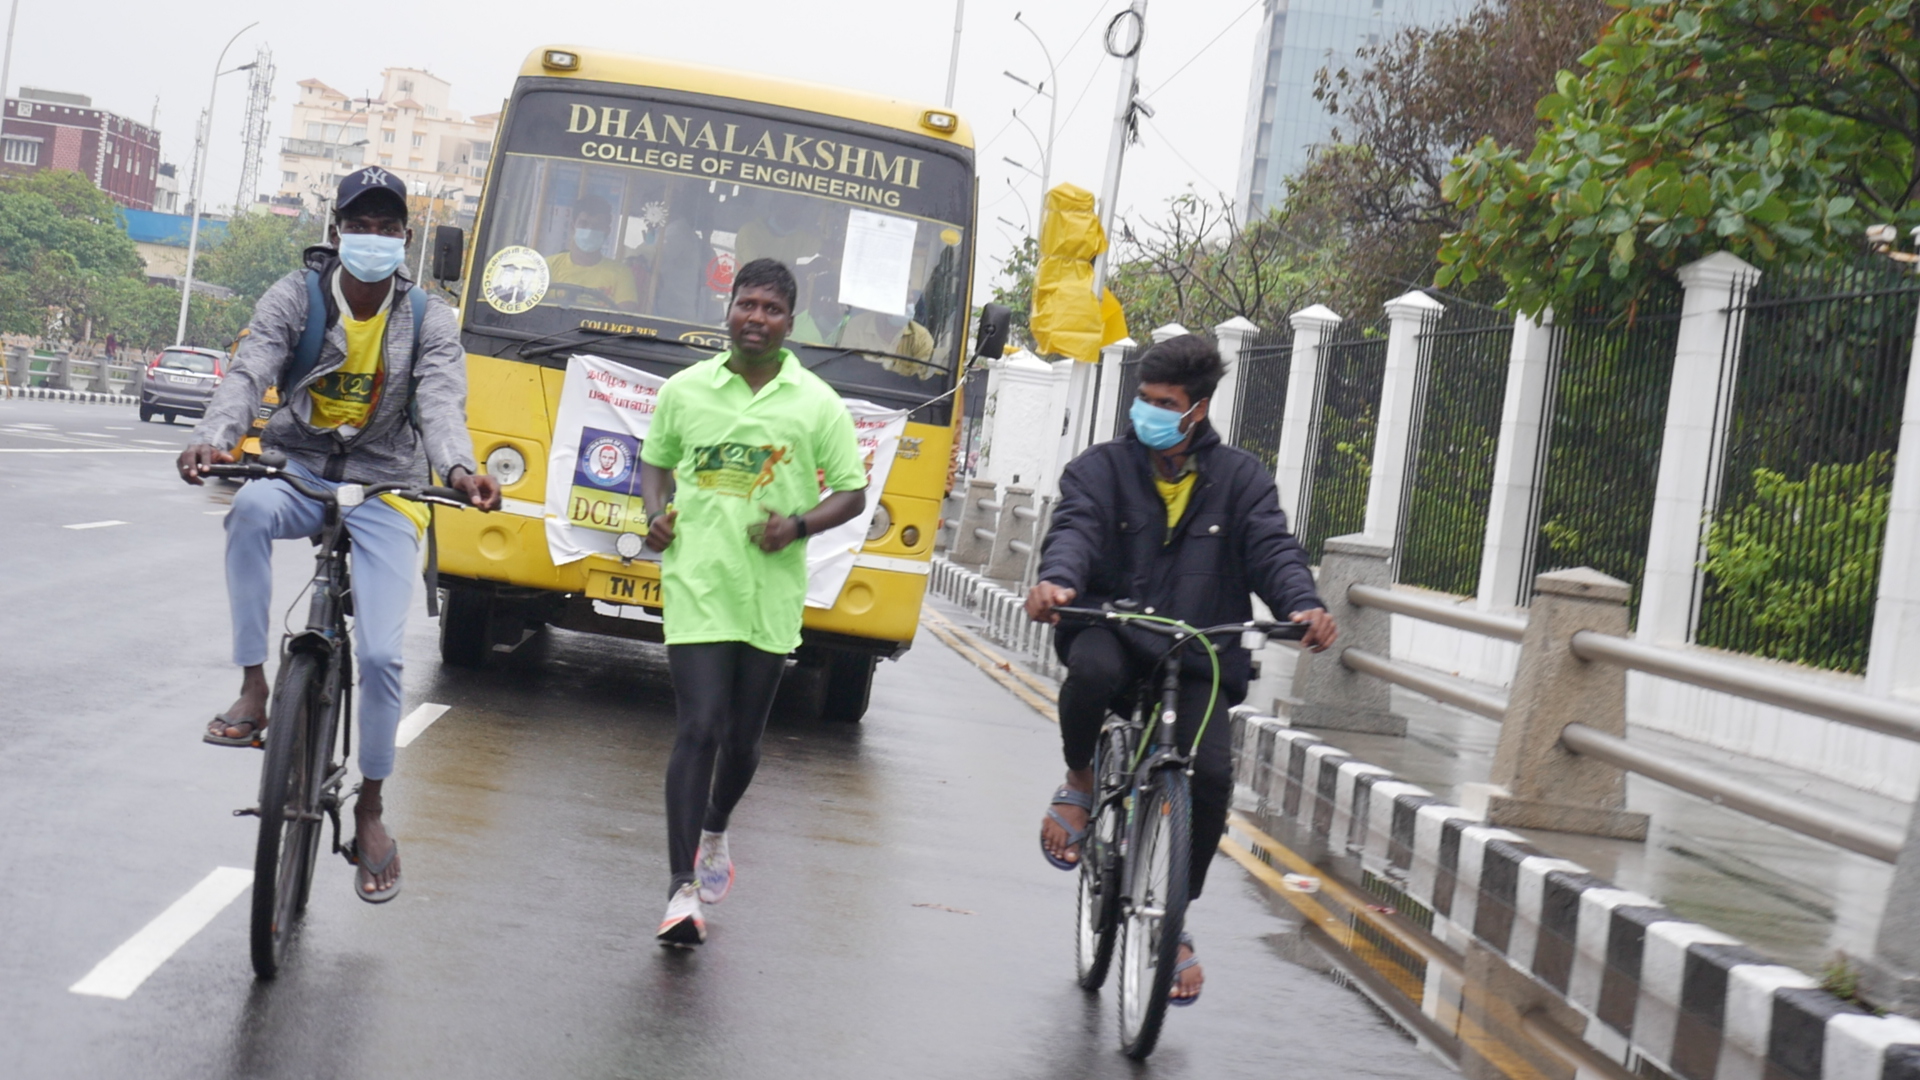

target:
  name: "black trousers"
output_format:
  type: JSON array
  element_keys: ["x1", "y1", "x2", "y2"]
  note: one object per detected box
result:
[
  {"x1": 1057, "y1": 626, "x2": 1236, "y2": 899},
  {"x1": 664, "y1": 641, "x2": 787, "y2": 892}
]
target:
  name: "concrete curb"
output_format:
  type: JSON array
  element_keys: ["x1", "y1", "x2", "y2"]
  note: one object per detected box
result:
[
  {"x1": 0, "y1": 385, "x2": 137, "y2": 406},
  {"x1": 1228, "y1": 712, "x2": 1920, "y2": 1079}
]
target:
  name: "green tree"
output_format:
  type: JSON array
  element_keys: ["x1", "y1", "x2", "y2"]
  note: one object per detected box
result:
[
  {"x1": 199, "y1": 211, "x2": 308, "y2": 303},
  {"x1": 0, "y1": 169, "x2": 141, "y2": 278},
  {"x1": 1438, "y1": 0, "x2": 1920, "y2": 316},
  {"x1": 988, "y1": 233, "x2": 1038, "y2": 349}
]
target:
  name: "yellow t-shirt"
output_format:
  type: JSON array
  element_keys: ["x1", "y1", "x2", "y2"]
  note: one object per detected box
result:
[
  {"x1": 546, "y1": 251, "x2": 639, "y2": 306},
  {"x1": 307, "y1": 277, "x2": 429, "y2": 533},
  {"x1": 1154, "y1": 472, "x2": 1197, "y2": 536}
]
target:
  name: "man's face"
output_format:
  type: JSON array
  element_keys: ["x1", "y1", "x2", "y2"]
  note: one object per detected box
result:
[
  {"x1": 727, "y1": 284, "x2": 793, "y2": 358},
  {"x1": 1137, "y1": 381, "x2": 1208, "y2": 437},
  {"x1": 573, "y1": 212, "x2": 609, "y2": 253},
  {"x1": 330, "y1": 207, "x2": 409, "y2": 250}
]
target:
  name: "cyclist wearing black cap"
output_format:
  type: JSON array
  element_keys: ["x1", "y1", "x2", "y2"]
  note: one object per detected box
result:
[{"x1": 178, "y1": 166, "x2": 501, "y2": 903}]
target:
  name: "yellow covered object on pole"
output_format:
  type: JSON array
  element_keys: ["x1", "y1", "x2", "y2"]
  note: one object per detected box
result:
[{"x1": 1030, "y1": 184, "x2": 1127, "y2": 363}]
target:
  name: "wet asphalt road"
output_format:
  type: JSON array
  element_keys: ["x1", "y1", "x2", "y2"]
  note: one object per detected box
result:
[{"x1": 0, "y1": 400, "x2": 1455, "y2": 1079}]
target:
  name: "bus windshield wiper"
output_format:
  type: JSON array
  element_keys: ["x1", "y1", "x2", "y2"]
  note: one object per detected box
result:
[
  {"x1": 519, "y1": 328, "x2": 716, "y2": 361},
  {"x1": 798, "y1": 346, "x2": 952, "y2": 377}
]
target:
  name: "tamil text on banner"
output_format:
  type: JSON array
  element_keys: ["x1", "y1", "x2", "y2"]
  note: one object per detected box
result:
[
  {"x1": 805, "y1": 398, "x2": 908, "y2": 608},
  {"x1": 545, "y1": 354, "x2": 668, "y2": 565}
]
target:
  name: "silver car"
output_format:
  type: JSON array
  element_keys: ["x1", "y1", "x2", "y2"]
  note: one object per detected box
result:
[{"x1": 139, "y1": 346, "x2": 226, "y2": 424}]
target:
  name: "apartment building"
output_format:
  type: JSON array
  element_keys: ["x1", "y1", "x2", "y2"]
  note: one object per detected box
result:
[
  {"x1": 276, "y1": 67, "x2": 496, "y2": 221},
  {"x1": 0, "y1": 87, "x2": 163, "y2": 210}
]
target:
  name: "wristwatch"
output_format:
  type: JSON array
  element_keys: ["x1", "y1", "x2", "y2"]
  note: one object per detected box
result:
[{"x1": 790, "y1": 514, "x2": 809, "y2": 538}]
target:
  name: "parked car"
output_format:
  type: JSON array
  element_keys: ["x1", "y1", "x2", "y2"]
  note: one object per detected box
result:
[{"x1": 139, "y1": 347, "x2": 225, "y2": 424}]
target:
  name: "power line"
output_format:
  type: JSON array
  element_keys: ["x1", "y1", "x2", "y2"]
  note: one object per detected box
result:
[
  {"x1": 1143, "y1": 114, "x2": 1229, "y2": 197},
  {"x1": 1143, "y1": 0, "x2": 1264, "y2": 101}
]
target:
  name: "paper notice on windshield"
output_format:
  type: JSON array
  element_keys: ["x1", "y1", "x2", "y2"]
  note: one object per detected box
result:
[
  {"x1": 838, "y1": 209, "x2": 918, "y2": 316},
  {"x1": 805, "y1": 398, "x2": 910, "y2": 608}
]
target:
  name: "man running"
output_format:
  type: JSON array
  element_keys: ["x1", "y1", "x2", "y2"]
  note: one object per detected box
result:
[
  {"x1": 639, "y1": 257, "x2": 869, "y2": 945},
  {"x1": 1025, "y1": 333, "x2": 1336, "y2": 1003},
  {"x1": 179, "y1": 166, "x2": 501, "y2": 902}
]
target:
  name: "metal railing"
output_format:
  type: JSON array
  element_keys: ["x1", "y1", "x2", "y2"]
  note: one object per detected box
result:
[{"x1": 1348, "y1": 584, "x2": 1526, "y2": 641}]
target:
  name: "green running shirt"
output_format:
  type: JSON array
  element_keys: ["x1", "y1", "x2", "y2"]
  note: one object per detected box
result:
[{"x1": 640, "y1": 349, "x2": 868, "y2": 653}]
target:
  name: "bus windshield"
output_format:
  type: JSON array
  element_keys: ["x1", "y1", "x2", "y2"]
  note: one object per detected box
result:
[{"x1": 467, "y1": 87, "x2": 973, "y2": 407}]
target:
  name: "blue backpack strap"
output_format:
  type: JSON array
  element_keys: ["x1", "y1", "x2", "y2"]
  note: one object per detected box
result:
[{"x1": 284, "y1": 268, "x2": 327, "y2": 396}]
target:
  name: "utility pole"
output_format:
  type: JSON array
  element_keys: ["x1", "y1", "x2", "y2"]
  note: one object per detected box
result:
[
  {"x1": 0, "y1": 0, "x2": 19, "y2": 118},
  {"x1": 175, "y1": 22, "x2": 258, "y2": 346},
  {"x1": 944, "y1": 0, "x2": 964, "y2": 108}
]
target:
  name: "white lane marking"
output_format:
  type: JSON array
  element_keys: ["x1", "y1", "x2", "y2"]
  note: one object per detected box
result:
[
  {"x1": 12, "y1": 422, "x2": 51, "y2": 429},
  {"x1": 70, "y1": 432, "x2": 112, "y2": 438},
  {"x1": 205, "y1": 509, "x2": 228, "y2": 516},
  {"x1": 64, "y1": 520, "x2": 130, "y2": 530},
  {"x1": 135, "y1": 439, "x2": 179, "y2": 446},
  {"x1": 69, "y1": 867, "x2": 252, "y2": 999},
  {"x1": 394, "y1": 702, "x2": 452, "y2": 748},
  {"x1": 0, "y1": 448, "x2": 172, "y2": 454},
  {"x1": 105, "y1": 426, "x2": 132, "y2": 430}
]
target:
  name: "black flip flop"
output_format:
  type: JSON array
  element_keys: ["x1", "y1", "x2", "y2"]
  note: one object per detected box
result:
[
  {"x1": 347, "y1": 837, "x2": 402, "y2": 904},
  {"x1": 203, "y1": 713, "x2": 264, "y2": 748}
]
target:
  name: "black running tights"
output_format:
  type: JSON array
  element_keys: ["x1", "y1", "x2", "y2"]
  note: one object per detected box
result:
[{"x1": 665, "y1": 641, "x2": 787, "y2": 892}]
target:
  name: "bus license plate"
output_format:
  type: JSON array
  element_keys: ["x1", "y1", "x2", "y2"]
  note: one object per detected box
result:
[{"x1": 588, "y1": 570, "x2": 660, "y2": 606}]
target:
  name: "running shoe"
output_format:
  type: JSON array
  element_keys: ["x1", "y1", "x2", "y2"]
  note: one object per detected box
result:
[
  {"x1": 696, "y1": 830, "x2": 734, "y2": 904},
  {"x1": 656, "y1": 882, "x2": 706, "y2": 946}
]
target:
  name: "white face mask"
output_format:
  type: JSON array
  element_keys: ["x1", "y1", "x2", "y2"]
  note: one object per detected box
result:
[{"x1": 337, "y1": 231, "x2": 406, "y2": 282}]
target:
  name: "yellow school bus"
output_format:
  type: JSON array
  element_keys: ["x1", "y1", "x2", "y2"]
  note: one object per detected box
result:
[{"x1": 432, "y1": 46, "x2": 977, "y2": 721}]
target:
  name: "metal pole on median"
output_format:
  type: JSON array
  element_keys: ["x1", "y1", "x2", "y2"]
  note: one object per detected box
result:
[
  {"x1": 174, "y1": 22, "x2": 258, "y2": 347},
  {"x1": 944, "y1": 0, "x2": 965, "y2": 108},
  {"x1": 0, "y1": 0, "x2": 22, "y2": 112}
]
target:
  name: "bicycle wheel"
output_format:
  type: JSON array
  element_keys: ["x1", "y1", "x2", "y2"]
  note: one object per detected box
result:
[
  {"x1": 1117, "y1": 768, "x2": 1191, "y2": 1059},
  {"x1": 250, "y1": 652, "x2": 322, "y2": 979},
  {"x1": 1074, "y1": 724, "x2": 1130, "y2": 990}
]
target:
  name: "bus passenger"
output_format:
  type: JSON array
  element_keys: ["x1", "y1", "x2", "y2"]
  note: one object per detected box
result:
[{"x1": 545, "y1": 194, "x2": 638, "y2": 309}]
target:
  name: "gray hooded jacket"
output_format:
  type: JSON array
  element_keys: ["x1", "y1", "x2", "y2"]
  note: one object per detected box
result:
[{"x1": 190, "y1": 247, "x2": 477, "y2": 485}]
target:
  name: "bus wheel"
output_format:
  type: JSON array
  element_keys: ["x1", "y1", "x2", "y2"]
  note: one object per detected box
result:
[
  {"x1": 819, "y1": 650, "x2": 878, "y2": 723},
  {"x1": 439, "y1": 586, "x2": 492, "y2": 668}
]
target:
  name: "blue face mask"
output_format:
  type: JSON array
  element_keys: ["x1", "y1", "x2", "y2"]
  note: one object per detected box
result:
[
  {"x1": 1129, "y1": 396, "x2": 1199, "y2": 450},
  {"x1": 336, "y1": 231, "x2": 407, "y2": 283},
  {"x1": 574, "y1": 226, "x2": 608, "y2": 252}
]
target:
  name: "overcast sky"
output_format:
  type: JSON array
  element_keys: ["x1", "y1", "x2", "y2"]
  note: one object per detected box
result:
[{"x1": 20, "y1": 0, "x2": 1274, "y2": 302}]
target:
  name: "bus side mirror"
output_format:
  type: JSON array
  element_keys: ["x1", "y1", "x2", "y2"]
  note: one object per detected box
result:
[
  {"x1": 974, "y1": 303, "x2": 1011, "y2": 360},
  {"x1": 432, "y1": 226, "x2": 466, "y2": 283}
]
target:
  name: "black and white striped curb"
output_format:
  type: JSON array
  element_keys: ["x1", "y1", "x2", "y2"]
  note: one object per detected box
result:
[
  {"x1": 0, "y1": 385, "x2": 137, "y2": 405},
  {"x1": 1229, "y1": 712, "x2": 1920, "y2": 1079}
]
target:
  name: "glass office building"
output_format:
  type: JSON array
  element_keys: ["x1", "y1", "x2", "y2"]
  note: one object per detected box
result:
[{"x1": 1235, "y1": 0, "x2": 1475, "y2": 217}]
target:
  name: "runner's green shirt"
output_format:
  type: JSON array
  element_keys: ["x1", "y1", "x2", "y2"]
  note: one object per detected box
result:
[{"x1": 640, "y1": 349, "x2": 868, "y2": 653}]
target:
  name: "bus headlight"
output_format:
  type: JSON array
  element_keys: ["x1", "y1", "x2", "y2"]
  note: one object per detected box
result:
[
  {"x1": 542, "y1": 50, "x2": 580, "y2": 71},
  {"x1": 485, "y1": 445, "x2": 527, "y2": 486},
  {"x1": 866, "y1": 502, "x2": 892, "y2": 542}
]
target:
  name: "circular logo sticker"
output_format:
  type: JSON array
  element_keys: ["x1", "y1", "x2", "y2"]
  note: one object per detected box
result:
[
  {"x1": 582, "y1": 436, "x2": 633, "y2": 488},
  {"x1": 705, "y1": 252, "x2": 737, "y2": 294},
  {"x1": 940, "y1": 228, "x2": 962, "y2": 246},
  {"x1": 481, "y1": 245, "x2": 551, "y2": 314}
]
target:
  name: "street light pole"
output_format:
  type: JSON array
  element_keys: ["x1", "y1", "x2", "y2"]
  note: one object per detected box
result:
[
  {"x1": 1092, "y1": 0, "x2": 1147, "y2": 301},
  {"x1": 0, "y1": 0, "x2": 22, "y2": 116},
  {"x1": 174, "y1": 22, "x2": 257, "y2": 347},
  {"x1": 1010, "y1": 13, "x2": 1058, "y2": 220},
  {"x1": 944, "y1": 0, "x2": 964, "y2": 108}
]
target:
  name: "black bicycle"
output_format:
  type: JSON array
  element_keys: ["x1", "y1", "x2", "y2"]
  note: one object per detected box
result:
[
  {"x1": 205, "y1": 451, "x2": 477, "y2": 979},
  {"x1": 1055, "y1": 605, "x2": 1307, "y2": 1058}
]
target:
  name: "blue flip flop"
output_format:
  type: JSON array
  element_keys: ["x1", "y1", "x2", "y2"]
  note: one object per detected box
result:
[
  {"x1": 1040, "y1": 786, "x2": 1094, "y2": 871},
  {"x1": 1169, "y1": 931, "x2": 1201, "y2": 1006}
]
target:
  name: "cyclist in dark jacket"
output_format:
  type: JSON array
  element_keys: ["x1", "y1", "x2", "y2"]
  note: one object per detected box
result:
[{"x1": 1025, "y1": 333, "x2": 1336, "y2": 1004}]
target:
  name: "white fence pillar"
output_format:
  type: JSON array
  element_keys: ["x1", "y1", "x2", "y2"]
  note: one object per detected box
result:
[
  {"x1": 977, "y1": 351, "x2": 1060, "y2": 493},
  {"x1": 1637, "y1": 251, "x2": 1760, "y2": 645},
  {"x1": 1276, "y1": 305, "x2": 1342, "y2": 526},
  {"x1": 1150, "y1": 322, "x2": 1190, "y2": 345},
  {"x1": 1363, "y1": 291, "x2": 1445, "y2": 546},
  {"x1": 1867, "y1": 301, "x2": 1920, "y2": 697},
  {"x1": 1044, "y1": 358, "x2": 1076, "y2": 495},
  {"x1": 1475, "y1": 309, "x2": 1556, "y2": 612},
  {"x1": 1092, "y1": 336, "x2": 1137, "y2": 445},
  {"x1": 1212, "y1": 315, "x2": 1258, "y2": 441}
]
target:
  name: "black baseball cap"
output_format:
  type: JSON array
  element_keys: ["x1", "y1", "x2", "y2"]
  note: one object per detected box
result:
[{"x1": 336, "y1": 166, "x2": 409, "y2": 216}]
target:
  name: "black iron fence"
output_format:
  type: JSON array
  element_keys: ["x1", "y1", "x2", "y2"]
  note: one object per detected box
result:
[
  {"x1": 1110, "y1": 342, "x2": 1142, "y2": 438},
  {"x1": 1299, "y1": 318, "x2": 1390, "y2": 562},
  {"x1": 1694, "y1": 257, "x2": 1920, "y2": 673},
  {"x1": 1522, "y1": 283, "x2": 1685, "y2": 614},
  {"x1": 1397, "y1": 303, "x2": 1513, "y2": 597},
  {"x1": 1231, "y1": 324, "x2": 1294, "y2": 472}
]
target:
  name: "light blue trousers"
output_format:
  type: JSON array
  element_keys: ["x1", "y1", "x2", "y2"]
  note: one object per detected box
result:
[{"x1": 226, "y1": 460, "x2": 419, "y2": 780}]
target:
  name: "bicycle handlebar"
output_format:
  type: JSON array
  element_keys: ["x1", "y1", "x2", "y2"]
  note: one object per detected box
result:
[
  {"x1": 1051, "y1": 605, "x2": 1308, "y2": 642},
  {"x1": 201, "y1": 455, "x2": 485, "y2": 512}
]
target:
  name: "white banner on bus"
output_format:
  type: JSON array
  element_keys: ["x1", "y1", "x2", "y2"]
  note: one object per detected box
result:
[{"x1": 543, "y1": 354, "x2": 907, "y2": 612}]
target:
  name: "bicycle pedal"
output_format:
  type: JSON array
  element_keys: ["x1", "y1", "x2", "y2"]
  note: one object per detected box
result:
[{"x1": 233, "y1": 806, "x2": 260, "y2": 818}]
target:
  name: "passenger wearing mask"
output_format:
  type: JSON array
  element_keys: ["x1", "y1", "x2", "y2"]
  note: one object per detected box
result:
[{"x1": 546, "y1": 194, "x2": 638, "y2": 309}]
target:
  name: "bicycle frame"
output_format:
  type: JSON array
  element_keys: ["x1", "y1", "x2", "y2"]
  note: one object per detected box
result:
[{"x1": 291, "y1": 505, "x2": 356, "y2": 862}]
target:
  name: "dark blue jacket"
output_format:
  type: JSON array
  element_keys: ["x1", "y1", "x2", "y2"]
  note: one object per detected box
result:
[{"x1": 1036, "y1": 421, "x2": 1324, "y2": 699}]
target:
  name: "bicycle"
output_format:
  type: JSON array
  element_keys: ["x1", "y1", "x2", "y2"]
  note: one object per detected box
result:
[
  {"x1": 1054, "y1": 605, "x2": 1307, "y2": 1059},
  {"x1": 204, "y1": 450, "x2": 479, "y2": 979}
]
